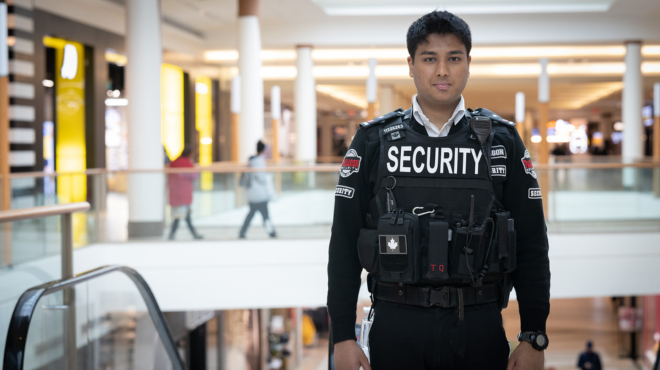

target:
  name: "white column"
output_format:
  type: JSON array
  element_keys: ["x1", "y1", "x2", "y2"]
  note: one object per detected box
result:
[
  {"x1": 366, "y1": 58, "x2": 378, "y2": 118},
  {"x1": 515, "y1": 92, "x2": 526, "y2": 143},
  {"x1": 238, "y1": 15, "x2": 264, "y2": 162},
  {"x1": 271, "y1": 85, "x2": 281, "y2": 162},
  {"x1": 653, "y1": 83, "x2": 659, "y2": 160},
  {"x1": 515, "y1": 92, "x2": 525, "y2": 124},
  {"x1": 295, "y1": 46, "x2": 316, "y2": 163},
  {"x1": 126, "y1": 0, "x2": 164, "y2": 237},
  {"x1": 380, "y1": 85, "x2": 394, "y2": 113},
  {"x1": 622, "y1": 42, "x2": 643, "y2": 161}
]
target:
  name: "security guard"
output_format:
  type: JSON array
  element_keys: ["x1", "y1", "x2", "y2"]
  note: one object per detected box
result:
[{"x1": 327, "y1": 10, "x2": 550, "y2": 370}]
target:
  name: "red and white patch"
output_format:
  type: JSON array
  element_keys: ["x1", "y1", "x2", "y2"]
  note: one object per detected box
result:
[
  {"x1": 340, "y1": 149, "x2": 362, "y2": 178},
  {"x1": 521, "y1": 150, "x2": 537, "y2": 179}
]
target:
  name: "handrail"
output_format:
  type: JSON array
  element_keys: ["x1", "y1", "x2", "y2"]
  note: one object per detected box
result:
[
  {"x1": 3, "y1": 265, "x2": 185, "y2": 370},
  {"x1": 3, "y1": 160, "x2": 660, "y2": 179},
  {"x1": 0, "y1": 202, "x2": 90, "y2": 224}
]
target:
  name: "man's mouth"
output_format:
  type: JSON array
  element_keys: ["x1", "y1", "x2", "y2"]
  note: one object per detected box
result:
[{"x1": 434, "y1": 83, "x2": 451, "y2": 91}]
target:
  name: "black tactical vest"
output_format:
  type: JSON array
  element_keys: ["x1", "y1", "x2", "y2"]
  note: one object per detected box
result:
[{"x1": 356, "y1": 108, "x2": 516, "y2": 288}]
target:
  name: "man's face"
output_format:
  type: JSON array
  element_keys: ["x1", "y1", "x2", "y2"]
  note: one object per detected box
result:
[{"x1": 407, "y1": 33, "x2": 470, "y2": 106}]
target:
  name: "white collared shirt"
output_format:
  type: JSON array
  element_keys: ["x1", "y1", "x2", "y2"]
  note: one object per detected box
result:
[{"x1": 412, "y1": 95, "x2": 466, "y2": 137}]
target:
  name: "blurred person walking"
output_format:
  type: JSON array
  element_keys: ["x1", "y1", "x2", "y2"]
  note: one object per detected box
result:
[
  {"x1": 239, "y1": 140, "x2": 277, "y2": 239},
  {"x1": 577, "y1": 341, "x2": 602, "y2": 370},
  {"x1": 168, "y1": 146, "x2": 203, "y2": 240}
]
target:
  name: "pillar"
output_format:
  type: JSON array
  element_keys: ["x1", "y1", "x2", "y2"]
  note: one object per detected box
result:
[
  {"x1": 622, "y1": 42, "x2": 643, "y2": 161},
  {"x1": 538, "y1": 58, "x2": 549, "y2": 165},
  {"x1": 295, "y1": 45, "x2": 316, "y2": 163},
  {"x1": 380, "y1": 85, "x2": 395, "y2": 113},
  {"x1": 652, "y1": 83, "x2": 659, "y2": 160},
  {"x1": 653, "y1": 83, "x2": 660, "y2": 197},
  {"x1": 126, "y1": 0, "x2": 164, "y2": 237},
  {"x1": 366, "y1": 58, "x2": 377, "y2": 119},
  {"x1": 238, "y1": 0, "x2": 264, "y2": 163},
  {"x1": 271, "y1": 85, "x2": 281, "y2": 162},
  {"x1": 515, "y1": 92, "x2": 526, "y2": 143},
  {"x1": 537, "y1": 58, "x2": 550, "y2": 218},
  {"x1": 231, "y1": 75, "x2": 241, "y2": 162}
]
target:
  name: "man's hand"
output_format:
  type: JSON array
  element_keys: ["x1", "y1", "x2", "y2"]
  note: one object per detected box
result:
[
  {"x1": 334, "y1": 340, "x2": 372, "y2": 370},
  {"x1": 507, "y1": 341, "x2": 544, "y2": 370}
]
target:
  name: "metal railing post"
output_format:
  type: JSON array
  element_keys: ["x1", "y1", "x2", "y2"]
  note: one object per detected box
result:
[{"x1": 61, "y1": 212, "x2": 77, "y2": 370}]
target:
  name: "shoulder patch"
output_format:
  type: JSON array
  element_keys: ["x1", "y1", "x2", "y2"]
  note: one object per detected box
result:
[
  {"x1": 359, "y1": 108, "x2": 405, "y2": 128},
  {"x1": 471, "y1": 108, "x2": 515, "y2": 127}
]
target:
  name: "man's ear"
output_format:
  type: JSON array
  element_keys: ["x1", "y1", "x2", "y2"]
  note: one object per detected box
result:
[
  {"x1": 407, "y1": 56, "x2": 414, "y2": 78},
  {"x1": 467, "y1": 55, "x2": 471, "y2": 78}
]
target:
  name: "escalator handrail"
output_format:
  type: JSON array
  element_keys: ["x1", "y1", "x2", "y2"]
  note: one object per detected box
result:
[{"x1": 3, "y1": 265, "x2": 185, "y2": 370}]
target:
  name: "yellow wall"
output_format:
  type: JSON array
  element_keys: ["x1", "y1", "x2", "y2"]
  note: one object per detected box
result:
[
  {"x1": 44, "y1": 36, "x2": 88, "y2": 246},
  {"x1": 195, "y1": 76, "x2": 213, "y2": 190},
  {"x1": 162, "y1": 64, "x2": 185, "y2": 161}
]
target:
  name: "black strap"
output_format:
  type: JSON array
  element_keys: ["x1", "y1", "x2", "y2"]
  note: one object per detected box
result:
[
  {"x1": 375, "y1": 282, "x2": 501, "y2": 308},
  {"x1": 379, "y1": 177, "x2": 491, "y2": 191}
]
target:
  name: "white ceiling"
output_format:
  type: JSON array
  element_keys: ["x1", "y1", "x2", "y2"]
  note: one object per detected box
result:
[
  {"x1": 311, "y1": 0, "x2": 619, "y2": 16},
  {"x1": 38, "y1": 0, "x2": 660, "y2": 52}
]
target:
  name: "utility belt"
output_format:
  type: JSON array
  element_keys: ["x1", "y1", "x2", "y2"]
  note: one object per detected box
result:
[
  {"x1": 374, "y1": 281, "x2": 501, "y2": 309},
  {"x1": 357, "y1": 206, "x2": 516, "y2": 287}
]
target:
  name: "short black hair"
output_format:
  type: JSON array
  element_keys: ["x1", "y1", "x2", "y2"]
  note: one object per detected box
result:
[
  {"x1": 257, "y1": 140, "x2": 265, "y2": 154},
  {"x1": 406, "y1": 10, "x2": 472, "y2": 62}
]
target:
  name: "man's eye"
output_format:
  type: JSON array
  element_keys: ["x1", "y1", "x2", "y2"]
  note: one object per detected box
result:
[
  {"x1": 424, "y1": 57, "x2": 436, "y2": 62},
  {"x1": 449, "y1": 57, "x2": 461, "y2": 61}
]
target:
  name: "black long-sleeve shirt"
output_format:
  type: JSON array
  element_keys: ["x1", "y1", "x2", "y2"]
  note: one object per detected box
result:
[{"x1": 327, "y1": 111, "x2": 551, "y2": 344}]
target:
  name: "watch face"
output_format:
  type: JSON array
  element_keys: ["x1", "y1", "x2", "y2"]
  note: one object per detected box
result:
[{"x1": 535, "y1": 335, "x2": 547, "y2": 348}]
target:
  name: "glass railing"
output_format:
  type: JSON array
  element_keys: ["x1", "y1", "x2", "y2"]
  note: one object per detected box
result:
[
  {"x1": 4, "y1": 265, "x2": 184, "y2": 370},
  {"x1": 3, "y1": 160, "x2": 660, "y2": 246}
]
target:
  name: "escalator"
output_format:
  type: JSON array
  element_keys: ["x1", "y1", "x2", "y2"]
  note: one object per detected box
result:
[{"x1": 3, "y1": 265, "x2": 185, "y2": 370}]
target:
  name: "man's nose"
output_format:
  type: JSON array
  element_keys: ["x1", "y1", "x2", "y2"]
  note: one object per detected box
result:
[{"x1": 436, "y1": 60, "x2": 449, "y2": 77}]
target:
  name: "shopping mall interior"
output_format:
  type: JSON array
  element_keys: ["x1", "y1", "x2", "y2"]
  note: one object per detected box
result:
[{"x1": 0, "y1": 0, "x2": 660, "y2": 369}]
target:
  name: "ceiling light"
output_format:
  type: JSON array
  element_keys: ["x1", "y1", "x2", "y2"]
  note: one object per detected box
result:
[
  {"x1": 205, "y1": 45, "x2": 660, "y2": 63},
  {"x1": 205, "y1": 50, "x2": 239, "y2": 61},
  {"x1": 316, "y1": 3, "x2": 614, "y2": 16},
  {"x1": 471, "y1": 46, "x2": 625, "y2": 59},
  {"x1": 105, "y1": 50, "x2": 127, "y2": 66},
  {"x1": 316, "y1": 85, "x2": 368, "y2": 108},
  {"x1": 105, "y1": 98, "x2": 128, "y2": 106},
  {"x1": 42, "y1": 79, "x2": 54, "y2": 87}
]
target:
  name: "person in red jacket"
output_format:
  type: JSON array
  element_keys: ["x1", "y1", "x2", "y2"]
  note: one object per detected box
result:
[{"x1": 168, "y1": 147, "x2": 203, "y2": 240}]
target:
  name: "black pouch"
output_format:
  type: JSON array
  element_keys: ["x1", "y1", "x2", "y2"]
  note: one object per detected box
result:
[
  {"x1": 450, "y1": 224, "x2": 487, "y2": 278},
  {"x1": 426, "y1": 221, "x2": 449, "y2": 280},
  {"x1": 377, "y1": 209, "x2": 421, "y2": 283},
  {"x1": 357, "y1": 228, "x2": 379, "y2": 273},
  {"x1": 494, "y1": 212, "x2": 517, "y2": 273}
]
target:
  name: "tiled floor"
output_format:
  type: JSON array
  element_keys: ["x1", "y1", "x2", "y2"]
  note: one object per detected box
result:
[{"x1": 294, "y1": 298, "x2": 643, "y2": 370}]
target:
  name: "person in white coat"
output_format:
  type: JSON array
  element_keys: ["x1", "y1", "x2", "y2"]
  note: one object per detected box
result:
[{"x1": 239, "y1": 140, "x2": 277, "y2": 238}]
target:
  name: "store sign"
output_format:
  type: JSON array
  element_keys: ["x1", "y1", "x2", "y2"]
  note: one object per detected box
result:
[
  {"x1": 161, "y1": 63, "x2": 185, "y2": 161},
  {"x1": 60, "y1": 44, "x2": 78, "y2": 79}
]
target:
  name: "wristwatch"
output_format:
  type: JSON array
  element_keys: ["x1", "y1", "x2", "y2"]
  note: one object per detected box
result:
[{"x1": 517, "y1": 331, "x2": 549, "y2": 351}]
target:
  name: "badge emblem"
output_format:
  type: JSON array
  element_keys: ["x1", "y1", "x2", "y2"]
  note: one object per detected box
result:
[
  {"x1": 521, "y1": 150, "x2": 537, "y2": 179},
  {"x1": 335, "y1": 185, "x2": 355, "y2": 199},
  {"x1": 379, "y1": 235, "x2": 407, "y2": 254},
  {"x1": 340, "y1": 149, "x2": 362, "y2": 178},
  {"x1": 491, "y1": 145, "x2": 506, "y2": 159},
  {"x1": 528, "y1": 188, "x2": 542, "y2": 199}
]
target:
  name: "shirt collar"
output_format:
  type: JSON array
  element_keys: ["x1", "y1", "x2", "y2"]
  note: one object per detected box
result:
[{"x1": 412, "y1": 95, "x2": 466, "y2": 137}]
